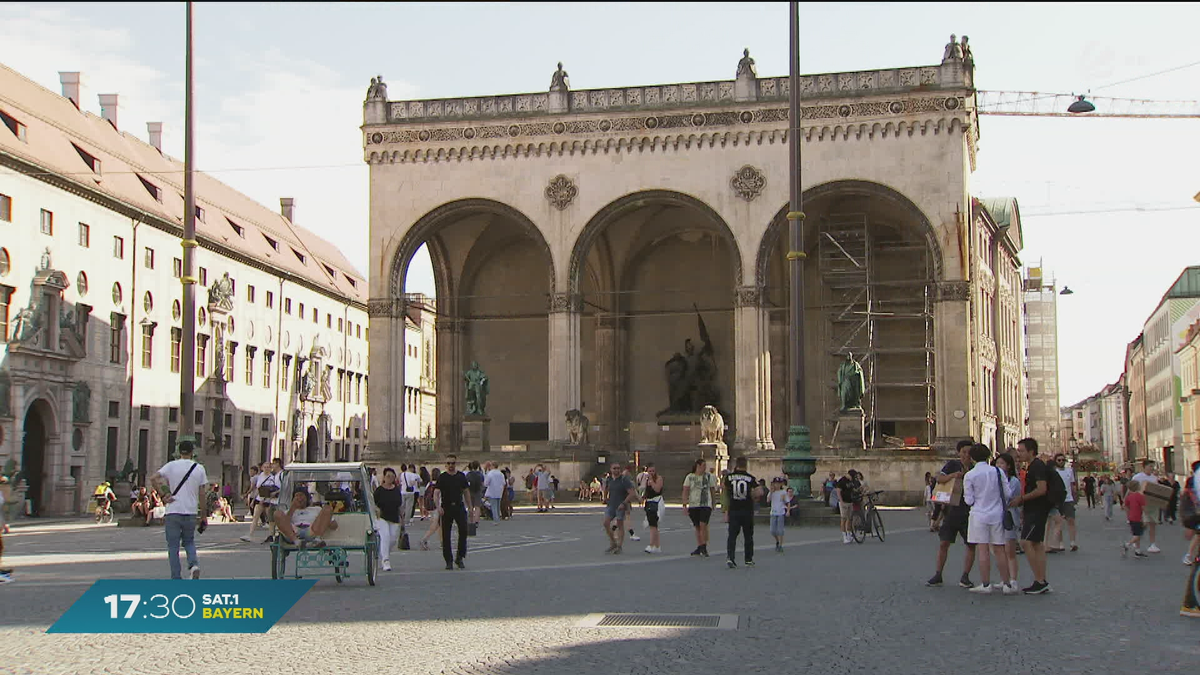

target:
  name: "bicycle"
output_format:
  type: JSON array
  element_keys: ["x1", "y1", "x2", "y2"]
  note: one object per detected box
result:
[
  {"x1": 849, "y1": 490, "x2": 886, "y2": 543},
  {"x1": 94, "y1": 499, "x2": 114, "y2": 525}
]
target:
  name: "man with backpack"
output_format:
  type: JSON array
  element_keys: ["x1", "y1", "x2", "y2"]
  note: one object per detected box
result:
[
  {"x1": 149, "y1": 440, "x2": 209, "y2": 579},
  {"x1": 466, "y1": 461, "x2": 485, "y2": 529}
]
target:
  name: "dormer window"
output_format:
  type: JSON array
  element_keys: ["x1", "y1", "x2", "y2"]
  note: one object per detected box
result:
[
  {"x1": 71, "y1": 142, "x2": 101, "y2": 174},
  {"x1": 226, "y1": 217, "x2": 245, "y2": 238},
  {"x1": 343, "y1": 274, "x2": 358, "y2": 289},
  {"x1": 263, "y1": 234, "x2": 279, "y2": 251},
  {"x1": 323, "y1": 264, "x2": 336, "y2": 277},
  {"x1": 0, "y1": 109, "x2": 27, "y2": 142},
  {"x1": 196, "y1": 205, "x2": 206, "y2": 222},
  {"x1": 291, "y1": 247, "x2": 306, "y2": 265},
  {"x1": 136, "y1": 174, "x2": 162, "y2": 202}
]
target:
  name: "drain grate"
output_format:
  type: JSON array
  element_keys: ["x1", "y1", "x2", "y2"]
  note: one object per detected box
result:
[{"x1": 577, "y1": 613, "x2": 738, "y2": 630}]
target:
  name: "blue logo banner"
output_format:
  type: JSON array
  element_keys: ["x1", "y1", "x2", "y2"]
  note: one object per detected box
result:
[{"x1": 47, "y1": 579, "x2": 316, "y2": 633}]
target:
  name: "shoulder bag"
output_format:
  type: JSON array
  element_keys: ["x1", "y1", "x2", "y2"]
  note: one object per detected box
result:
[{"x1": 996, "y1": 467, "x2": 1015, "y2": 531}]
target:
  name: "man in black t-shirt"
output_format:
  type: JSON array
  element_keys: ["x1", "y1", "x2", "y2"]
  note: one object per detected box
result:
[
  {"x1": 1012, "y1": 438, "x2": 1051, "y2": 594},
  {"x1": 926, "y1": 439, "x2": 977, "y2": 588},
  {"x1": 1082, "y1": 475, "x2": 1096, "y2": 509},
  {"x1": 434, "y1": 455, "x2": 472, "y2": 570},
  {"x1": 722, "y1": 456, "x2": 763, "y2": 569}
]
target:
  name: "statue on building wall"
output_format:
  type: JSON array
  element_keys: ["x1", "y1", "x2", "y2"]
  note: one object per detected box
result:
[
  {"x1": 320, "y1": 367, "x2": 333, "y2": 401},
  {"x1": 736, "y1": 48, "x2": 757, "y2": 79},
  {"x1": 366, "y1": 75, "x2": 388, "y2": 101},
  {"x1": 464, "y1": 361, "x2": 489, "y2": 416},
  {"x1": 39, "y1": 247, "x2": 52, "y2": 271},
  {"x1": 659, "y1": 306, "x2": 721, "y2": 416},
  {"x1": 207, "y1": 272, "x2": 234, "y2": 310},
  {"x1": 213, "y1": 335, "x2": 226, "y2": 381},
  {"x1": 9, "y1": 304, "x2": 43, "y2": 346},
  {"x1": 549, "y1": 62, "x2": 570, "y2": 92},
  {"x1": 320, "y1": 412, "x2": 332, "y2": 445},
  {"x1": 565, "y1": 409, "x2": 590, "y2": 446},
  {"x1": 291, "y1": 410, "x2": 303, "y2": 440},
  {"x1": 960, "y1": 35, "x2": 974, "y2": 66},
  {"x1": 73, "y1": 381, "x2": 91, "y2": 423},
  {"x1": 942, "y1": 34, "x2": 964, "y2": 62},
  {"x1": 837, "y1": 353, "x2": 865, "y2": 412}
]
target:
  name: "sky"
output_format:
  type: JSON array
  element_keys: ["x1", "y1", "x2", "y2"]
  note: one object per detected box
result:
[{"x1": 2, "y1": 2, "x2": 1198, "y2": 408}]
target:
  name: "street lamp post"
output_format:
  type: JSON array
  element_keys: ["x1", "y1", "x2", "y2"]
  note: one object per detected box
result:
[
  {"x1": 782, "y1": 0, "x2": 817, "y2": 497},
  {"x1": 178, "y1": 1, "x2": 198, "y2": 455}
]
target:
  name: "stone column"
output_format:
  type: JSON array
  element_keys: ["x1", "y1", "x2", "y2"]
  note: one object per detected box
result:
[
  {"x1": 435, "y1": 317, "x2": 463, "y2": 451},
  {"x1": 933, "y1": 280, "x2": 972, "y2": 452},
  {"x1": 594, "y1": 313, "x2": 620, "y2": 448},
  {"x1": 547, "y1": 293, "x2": 582, "y2": 444},
  {"x1": 734, "y1": 287, "x2": 773, "y2": 452},
  {"x1": 367, "y1": 298, "x2": 404, "y2": 458}
]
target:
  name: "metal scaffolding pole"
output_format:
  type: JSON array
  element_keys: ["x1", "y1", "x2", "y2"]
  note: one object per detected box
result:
[{"x1": 178, "y1": 1, "x2": 197, "y2": 452}]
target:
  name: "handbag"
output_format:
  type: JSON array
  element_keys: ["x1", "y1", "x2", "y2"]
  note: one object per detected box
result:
[
  {"x1": 400, "y1": 531, "x2": 411, "y2": 550},
  {"x1": 257, "y1": 474, "x2": 279, "y2": 499},
  {"x1": 996, "y1": 468, "x2": 1015, "y2": 531}
]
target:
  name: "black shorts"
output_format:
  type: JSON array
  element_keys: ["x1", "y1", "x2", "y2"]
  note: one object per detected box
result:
[
  {"x1": 1129, "y1": 521, "x2": 1145, "y2": 537},
  {"x1": 645, "y1": 502, "x2": 660, "y2": 528},
  {"x1": 1020, "y1": 507, "x2": 1049, "y2": 543},
  {"x1": 688, "y1": 506, "x2": 712, "y2": 526},
  {"x1": 938, "y1": 510, "x2": 969, "y2": 544}
]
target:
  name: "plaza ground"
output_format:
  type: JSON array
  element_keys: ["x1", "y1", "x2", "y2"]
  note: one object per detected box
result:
[{"x1": 0, "y1": 503, "x2": 1196, "y2": 674}]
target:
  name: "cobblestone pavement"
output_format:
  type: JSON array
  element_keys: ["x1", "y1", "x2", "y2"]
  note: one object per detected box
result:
[{"x1": 1, "y1": 503, "x2": 1197, "y2": 674}]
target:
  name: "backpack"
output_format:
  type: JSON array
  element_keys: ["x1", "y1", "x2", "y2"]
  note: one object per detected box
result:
[
  {"x1": 525, "y1": 473, "x2": 535, "y2": 490},
  {"x1": 1046, "y1": 468, "x2": 1067, "y2": 509},
  {"x1": 468, "y1": 470, "x2": 484, "y2": 493}
]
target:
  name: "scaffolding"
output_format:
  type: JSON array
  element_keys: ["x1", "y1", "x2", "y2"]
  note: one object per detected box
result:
[{"x1": 819, "y1": 214, "x2": 936, "y2": 447}]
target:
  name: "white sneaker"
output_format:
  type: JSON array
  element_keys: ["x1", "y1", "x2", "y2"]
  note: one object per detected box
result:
[
  {"x1": 1184, "y1": 554, "x2": 1194, "y2": 566},
  {"x1": 239, "y1": 535, "x2": 253, "y2": 542},
  {"x1": 644, "y1": 545, "x2": 656, "y2": 554},
  {"x1": 842, "y1": 533, "x2": 852, "y2": 544},
  {"x1": 0, "y1": 573, "x2": 12, "y2": 584},
  {"x1": 382, "y1": 560, "x2": 392, "y2": 572},
  {"x1": 630, "y1": 534, "x2": 641, "y2": 541},
  {"x1": 1002, "y1": 583, "x2": 1020, "y2": 596},
  {"x1": 968, "y1": 584, "x2": 993, "y2": 595},
  {"x1": 1148, "y1": 544, "x2": 1162, "y2": 554},
  {"x1": 189, "y1": 566, "x2": 201, "y2": 579}
]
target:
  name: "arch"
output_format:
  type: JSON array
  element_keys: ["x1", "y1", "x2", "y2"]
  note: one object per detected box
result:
[
  {"x1": 387, "y1": 198, "x2": 556, "y2": 301},
  {"x1": 305, "y1": 426, "x2": 320, "y2": 463},
  {"x1": 568, "y1": 189, "x2": 744, "y2": 296},
  {"x1": 755, "y1": 180, "x2": 944, "y2": 287},
  {"x1": 22, "y1": 398, "x2": 55, "y2": 516}
]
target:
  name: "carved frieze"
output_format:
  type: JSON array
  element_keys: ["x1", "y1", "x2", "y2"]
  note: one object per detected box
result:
[
  {"x1": 731, "y1": 166, "x2": 766, "y2": 202},
  {"x1": 934, "y1": 280, "x2": 971, "y2": 303},
  {"x1": 734, "y1": 286, "x2": 763, "y2": 307},
  {"x1": 548, "y1": 293, "x2": 583, "y2": 314},
  {"x1": 545, "y1": 175, "x2": 578, "y2": 211},
  {"x1": 367, "y1": 298, "x2": 404, "y2": 318}
]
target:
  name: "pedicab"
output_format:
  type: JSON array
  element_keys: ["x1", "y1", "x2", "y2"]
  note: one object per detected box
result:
[{"x1": 269, "y1": 462, "x2": 380, "y2": 585}]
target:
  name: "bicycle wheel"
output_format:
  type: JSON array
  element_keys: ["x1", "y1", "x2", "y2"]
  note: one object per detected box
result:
[
  {"x1": 851, "y1": 511, "x2": 867, "y2": 543},
  {"x1": 871, "y1": 509, "x2": 886, "y2": 542}
]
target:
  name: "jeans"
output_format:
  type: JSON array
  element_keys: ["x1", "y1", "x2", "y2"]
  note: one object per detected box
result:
[
  {"x1": 441, "y1": 504, "x2": 468, "y2": 564},
  {"x1": 164, "y1": 514, "x2": 198, "y2": 579},
  {"x1": 1104, "y1": 497, "x2": 1114, "y2": 519},
  {"x1": 489, "y1": 497, "x2": 502, "y2": 521},
  {"x1": 726, "y1": 510, "x2": 755, "y2": 563}
]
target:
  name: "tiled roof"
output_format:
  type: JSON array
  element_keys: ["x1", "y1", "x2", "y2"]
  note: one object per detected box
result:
[{"x1": 0, "y1": 61, "x2": 365, "y2": 304}]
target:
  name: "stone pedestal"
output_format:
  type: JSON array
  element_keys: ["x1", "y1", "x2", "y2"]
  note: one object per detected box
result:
[
  {"x1": 697, "y1": 441, "x2": 729, "y2": 475},
  {"x1": 462, "y1": 416, "x2": 491, "y2": 453},
  {"x1": 833, "y1": 410, "x2": 866, "y2": 453}
]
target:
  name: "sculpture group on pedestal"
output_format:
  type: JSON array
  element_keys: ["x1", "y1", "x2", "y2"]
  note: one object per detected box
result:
[
  {"x1": 659, "y1": 306, "x2": 721, "y2": 418},
  {"x1": 565, "y1": 409, "x2": 589, "y2": 445},
  {"x1": 464, "y1": 361, "x2": 489, "y2": 416}
]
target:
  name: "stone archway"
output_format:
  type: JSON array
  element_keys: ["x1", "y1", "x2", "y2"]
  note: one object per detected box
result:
[
  {"x1": 568, "y1": 189, "x2": 743, "y2": 454},
  {"x1": 305, "y1": 426, "x2": 320, "y2": 463},
  {"x1": 21, "y1": 399, "x2": 54, "y2": 516},
  {"x1": 757, "y1": 180, "x2": 942, "y2": 450}
]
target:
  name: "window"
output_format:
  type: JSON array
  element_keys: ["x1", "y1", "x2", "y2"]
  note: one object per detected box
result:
[
  {"x1": 40, "y1": 209, "x2": 53, "y2": 236},
  {"x1": 285, "y1": 298, "x2": 292, "y2": 315},
  {"x1": 170, "y1": 327, "x2": 182, "y2": 372},
  {"x1": 195, "y1": 205, "x2": 206, "y2": 223},
  {"x1": 113, "y1": 236, "x2": 124, "y2": 259},
  {"x1": 225, "y1": 342, "x2": 235, "y2": 382},
  {"x1": 263, "y1": 352, "x2": 273, "y2": 389},
  {"x1": 245, "y1": 349, "x2": 255, "y2": 386},
  {"x1": 169, "y1": 407, "x2": 179, "y2": 424},
  {"x1": 0, "y1": 285, "x2": 11, "y2": 341},
  {"x1": 223, "y1": 434, "x2": 232, "y2": 449},
  {"x1": 292, "y1": 247, "x2": 306, "y2": 265},
  {"x1": 261, "y1": 417, "x2": 270, "y2": 432},
  {"x1": 140, "y1": 405, "x2": 151, "y2": 421},
  {"x1": 344, "y1": 274, "x2": 358, "y2": 289},
  {"x1": 71, "y1": 142, "x2": 100, "y2": 173},
  {"x1": 199, "y1": 267, "x2": 208, "y2": 286},
  {"x1": 312, "y1": 307, "x2": 318, "y2": 324},
  {"x1": 323, "y1": 264, "x2": 336, "y2": 278},
  {"x1": 195, "y1": 410, "x2": 204, "y2": 426},
  {"x1": 355, "y1": 376, "x2": 361, "y2": 404},
  {"x1": 78, "y1": 223, "x2": 90, "y2": 247},
  {"x1": 263, "y1": 234, "x2": 279, "y2": 251},
  {"x1": 299, "y1": 302, "x2": 305, "y2": 319},
  {"x1": 141, "y1": 323, "x2": 153, "y2": 369},
  {"x1": 326, "y1": 315, "x2": 332, "y2": 329},
  {"x1": 247, "y1": 285, "x2": 256, "y2": 303},
  {"x1": 137, "y1": 174, "x2": 162, "y2": 202},
  {"x1": 281, "y1": 356, "x2": 291, "y2": 389},
  {"x1": 108, "y1": 401, "x2": 120, "y2": 418},
  {"x1": 144, "y1": 247, "x2": 155, "y2": 269},
  {"x1": 227, "y1": 217, "x2": 245, "y2": 238},
  {"x1": 0, "y1": 109, "x2": 27, "y2": 142},
  {"x1": 356, "y1": 325, "x2": 362, "y2": 339},
  {"x1": 260, "y1": 438, "x2": 269, "y2": 464},
  {"x1": 338, "y1": 318, "x2": 343, "y2": 333},
  {"x1": 266, "y1": 291, "x2": 274, "y2": 309},
  {"x1": 112, "y1": 282, "x2": 123, "y2": 305},
  {"x1": 196, "y1": 335, "x2": 208, "y2": 377},
  {"x1": 173, "y1": 257, "x2": 182, "y2": 278},
  {"x1": 0, "y1": 193, "x2": 10, "y2": 222},
  {"x1": 109, "y1": 316, "x2": 124, "y2": 364},
  {"x1": 224, "y1": 413, "x2": 233, "y2": 429},
  {"x1": 336, "y1": 371, "x2": 343, "y2": 402}
]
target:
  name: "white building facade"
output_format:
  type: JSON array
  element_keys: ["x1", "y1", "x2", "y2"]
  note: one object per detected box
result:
[{"x1": 0, "y1": 64, "x2": 374, "y2": 515}]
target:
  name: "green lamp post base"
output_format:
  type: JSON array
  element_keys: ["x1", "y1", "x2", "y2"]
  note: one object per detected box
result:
[{"x1": 783, "y1": 424, "x2": 817, "y2": 497}]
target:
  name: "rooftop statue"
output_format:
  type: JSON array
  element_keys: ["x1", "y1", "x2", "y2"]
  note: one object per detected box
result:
[
  {"x1": 550, "y1": 62, "x2": 570, "y2": 92},
  {"x1": 366, "y1": 75, "x2": 388, "y2": 101},
  {"x1": 736, "y1": 48, "x2": 757, "y2": 78}
]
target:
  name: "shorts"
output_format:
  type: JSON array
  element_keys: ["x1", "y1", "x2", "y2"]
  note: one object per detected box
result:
[
  {"x1": 1143, "y1": 508, "x2": 1155, "y2": 525},
  {"x1": 1059, "y1": 501, "x2": 1076, "y2": 519},
  {"x1": 1129, "y1": 521, "x2": 1145, "y2": 537},
  {"x1": 967, "y1": 518, "x2": 1006, "y2": 546},
  {"x1": 938, "y1": 511, "x2": 970, "y2": 544},
  {"x1": 838, "y1": 502, "x2": 853, "y2": 519},
  {"x1": 770, "y1": 514, "x2": 786, "y2": 537},
  {"x1": 644, "y1": 502, "x2": 660, "y2": 528},
  {"x1": 540, "y1": 489, "x2": 554, "y2": 497},
  {"x1": 604, "y1": 504, "x2": 627, "y2": 522},
  {"x1": 688, "y1": 506, "x2": 713, "y2": 526},
  {"x1": 1020, "y1": 507, "x2": 1049, "y2": 543}
]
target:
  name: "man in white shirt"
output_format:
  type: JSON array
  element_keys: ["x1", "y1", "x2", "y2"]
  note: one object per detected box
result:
[
  {"x1": 149, "y1": 440, "x2": 209, "y2": 579},
  {"x1": 397, "y1": 463, "x2": 421, "y2": 527},
  {"x1": 1131, "y1": 460, "x2": 1162, "y2": 553},
  {"x1": 242, "y1": 459, "x2": 281, "y2": 543},
  {"x1": 483, "y1": 462, "x2": 506, "y2": 524},
  {"x1": 963, "y1": 444, "x2": 1015, "y2": 595}
]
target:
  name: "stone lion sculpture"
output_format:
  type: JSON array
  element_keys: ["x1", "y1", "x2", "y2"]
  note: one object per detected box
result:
[
  {"x1": 699, "y1": 405, "x2": 724, "y2": 444},
  {"x1": 565, "y1": 409, "x2": 590, "y2": 445}
]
